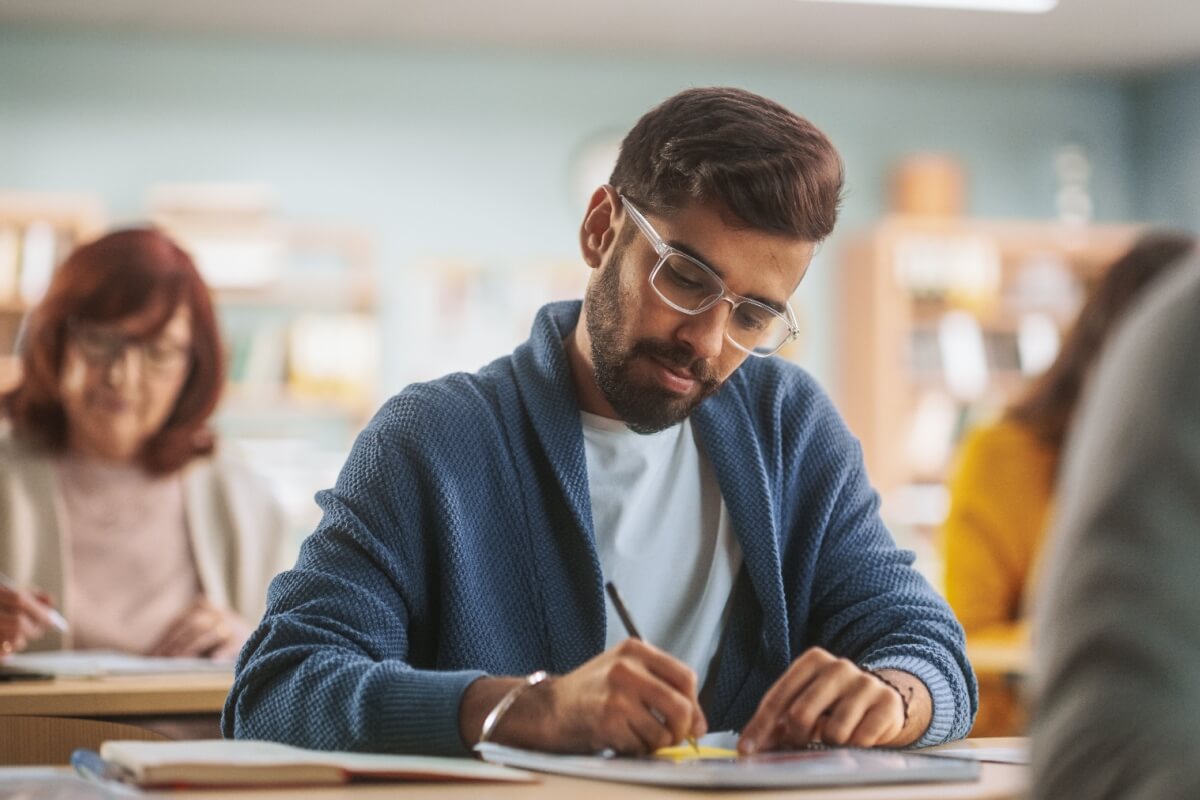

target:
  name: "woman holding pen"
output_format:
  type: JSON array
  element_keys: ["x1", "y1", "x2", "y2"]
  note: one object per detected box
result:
[{"x1": 0, "y1": 228, "x2": 288, "y2": 659}]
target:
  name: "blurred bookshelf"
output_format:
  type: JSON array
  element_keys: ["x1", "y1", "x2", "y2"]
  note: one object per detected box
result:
[
  {"x1": 149, "y1": 184, "x2": 380, "y2": 547},
  {"x1": 836, "y1": 215, "x2": 1142, "y2": 540},
  {"x1": 0, "y1": 191, "x2": 107, "y2": 393}
]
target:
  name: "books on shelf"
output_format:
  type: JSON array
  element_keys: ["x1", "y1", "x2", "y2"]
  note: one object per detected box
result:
[
  {"x1": 0, "y1": 220, "x2": 73, "y2": 308},
  {"x1": 0, "y1": 224, "x2": 20, "y2": 304},
  {"x1": 287, "y1": 312, "x2": 379, "y2": 405}
]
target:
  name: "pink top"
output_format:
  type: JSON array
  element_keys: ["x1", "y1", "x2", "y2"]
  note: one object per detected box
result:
[{"x1": 55, "y1": 454, "x2": 201, "y2": 654}]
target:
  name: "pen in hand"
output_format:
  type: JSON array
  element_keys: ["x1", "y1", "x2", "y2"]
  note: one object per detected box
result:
[
  {"x1": 0, "y1": 571, "x2": 70, "y2": 635},
  {"x1": 604, "y1": 580, "x2": 701, "y2": 754}
]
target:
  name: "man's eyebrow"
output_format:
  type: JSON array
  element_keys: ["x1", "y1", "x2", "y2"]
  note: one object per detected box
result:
[{"x1": 666, "y1": 238, "x2": 790, "y2": 315}]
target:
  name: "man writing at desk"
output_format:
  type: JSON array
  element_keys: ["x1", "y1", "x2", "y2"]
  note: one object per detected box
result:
[{"x1": 225, "y1": 87, "x2": 976, "y2": 756}]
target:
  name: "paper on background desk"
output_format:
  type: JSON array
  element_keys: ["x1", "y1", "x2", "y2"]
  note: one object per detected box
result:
[
  {"x1": 475, "y1": 738, "x2": 980, "y2": 789},
  {"x1": 0, "y1": 650, "x2": 233, "y2": 678}
]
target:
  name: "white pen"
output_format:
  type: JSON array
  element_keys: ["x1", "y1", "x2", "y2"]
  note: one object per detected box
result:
[{"x1": 0, "y1": 571, "x2": 70, "y2": 633}]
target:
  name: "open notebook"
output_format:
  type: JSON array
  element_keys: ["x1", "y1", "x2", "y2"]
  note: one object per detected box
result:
[{"x1": 96, "y1": 740, "x2": 535, "y2": 788}]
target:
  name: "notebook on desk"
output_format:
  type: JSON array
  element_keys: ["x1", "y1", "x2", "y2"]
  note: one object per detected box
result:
[
  {"x1": 476, "y1": 741, "x2": 980, "y2": 790},
  {"x1": 0, "y1": 650, "x2": 233, "y2": 679},
  {"x1": 92, "y1": 739, "x2": 536, "y2": 788}
]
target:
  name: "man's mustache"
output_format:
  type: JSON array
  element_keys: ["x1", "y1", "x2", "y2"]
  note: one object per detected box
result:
[{"x1": 631, "y1": 339, "x2": 719, "y2": 385}]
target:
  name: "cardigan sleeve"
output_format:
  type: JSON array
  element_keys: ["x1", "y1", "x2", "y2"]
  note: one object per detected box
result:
[
  {"x1": 804, "y1": 437, "x2": 978, "y2": 746},
  {"x1": 221, "y1": 402, "x2": 487, "y2": 756}
]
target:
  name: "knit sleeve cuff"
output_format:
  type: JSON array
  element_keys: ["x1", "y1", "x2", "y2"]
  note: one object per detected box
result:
[
  {"x1": 376, "y1": 666, "x2": 489, "y2": 755},
  {"x1": 861, "y1": 654, "x2": 958, "y2": 748}
]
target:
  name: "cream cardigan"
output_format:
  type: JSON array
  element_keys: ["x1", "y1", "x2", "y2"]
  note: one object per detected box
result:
[{"x1": 0, "y1": 433, "x2": 290, "y2": 651}]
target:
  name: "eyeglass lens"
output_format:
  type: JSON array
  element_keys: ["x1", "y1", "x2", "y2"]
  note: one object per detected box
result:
[
  {"x1": 73, "y1": 327, "x2": 190, "y2": 372},
  {"x1": 650, "y1": 254, "x2": 792, "y2": 355}
]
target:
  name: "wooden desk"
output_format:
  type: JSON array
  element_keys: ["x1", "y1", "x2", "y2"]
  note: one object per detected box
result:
[
  {"x1": 166, "y1": 764, "x2": 1028, "y2": 799},
  {"x1": 0, "y1": 673, "x2": 232, "y2": 718}
]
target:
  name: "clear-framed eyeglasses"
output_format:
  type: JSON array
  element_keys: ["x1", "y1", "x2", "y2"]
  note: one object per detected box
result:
[
  {"x1": 66, "y1": 319, "x2": 192, "y2": 375},
  {"x1": 619, "y1": 194, "x2": 800, "y2": 358}
]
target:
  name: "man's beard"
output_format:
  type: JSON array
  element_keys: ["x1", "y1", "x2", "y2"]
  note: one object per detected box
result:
[{"x1": 584, "y1": 245, "x2": 721, "y2": 435}]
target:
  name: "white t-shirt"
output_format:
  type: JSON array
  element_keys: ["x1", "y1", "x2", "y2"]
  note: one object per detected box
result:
[{"x1": 582, "y1": 411, "x2": 743, "y2": 689}]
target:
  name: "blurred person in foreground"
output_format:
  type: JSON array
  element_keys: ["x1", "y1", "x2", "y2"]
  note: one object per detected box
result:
[
  {"x1": 940, "y1": 230, "x2": 1195, "y2": 735},
  {"x1": 227, "y1": 87, "x2": 976, "y2": 757},
  {"x1": 0, "y1": 228, "x2": 288, "y2": 659},
  {"x1": 1032, "y1": 251, "x2": 1200, "y2": 798}
]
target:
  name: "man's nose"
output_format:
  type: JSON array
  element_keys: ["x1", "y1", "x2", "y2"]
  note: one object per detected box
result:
[{"x1": 675, "y1": 300, "x2": 731, "y2": 361}]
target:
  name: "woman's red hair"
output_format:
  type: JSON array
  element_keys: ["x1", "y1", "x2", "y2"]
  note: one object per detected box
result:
[{"x1": 3, "y1": 227, "x2": 224, "y2": 473}]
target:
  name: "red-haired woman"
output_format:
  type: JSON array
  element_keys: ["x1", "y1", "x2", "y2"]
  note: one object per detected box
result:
[{"x1": 0, "y1": 228, "x2": 287, "y2": 660}]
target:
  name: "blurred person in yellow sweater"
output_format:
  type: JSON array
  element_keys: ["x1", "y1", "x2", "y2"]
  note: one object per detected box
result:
[{"x1": 941, "y1": 229, "x2": 1195, "y2": 735}]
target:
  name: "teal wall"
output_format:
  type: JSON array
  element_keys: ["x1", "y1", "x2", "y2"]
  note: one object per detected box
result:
[
  {"x1": 0, "y1": 28, "x2": 1153, "y2": 389},
  {"x1": 1131, "y1": 64, "x2": 1200, "y2": 235}
]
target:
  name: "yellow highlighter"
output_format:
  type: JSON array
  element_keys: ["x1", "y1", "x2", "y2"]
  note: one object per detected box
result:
[{"x1": 604, "y1": 581, "x2": 702, "y2": 754}]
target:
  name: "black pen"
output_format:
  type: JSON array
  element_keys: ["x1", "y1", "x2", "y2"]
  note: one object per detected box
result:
[{"x1": 604, "y1": 580, "x2": 701, "y2": 754}]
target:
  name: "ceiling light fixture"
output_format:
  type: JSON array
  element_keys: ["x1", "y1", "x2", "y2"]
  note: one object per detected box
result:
[{"x1": 801, "y1": 0, "x2": 1057, "y2": 12}]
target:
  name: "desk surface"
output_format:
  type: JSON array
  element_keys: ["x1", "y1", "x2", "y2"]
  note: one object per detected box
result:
[
  {"x1": 165, "y1": 763, "x2": 1027, "y2": 800},
  {"x1": 0, "y1": 673, "x2": 232, "y2": 717}
]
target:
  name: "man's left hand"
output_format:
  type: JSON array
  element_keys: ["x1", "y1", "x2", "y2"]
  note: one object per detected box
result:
[{"x1": 738, "y1": 647, "x2": 928, "y2": 754}]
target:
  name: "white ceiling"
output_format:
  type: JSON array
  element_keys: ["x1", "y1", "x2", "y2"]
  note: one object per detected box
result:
[{"x1": 1, "y1": 0, "x2": 1198, "y2": 72}]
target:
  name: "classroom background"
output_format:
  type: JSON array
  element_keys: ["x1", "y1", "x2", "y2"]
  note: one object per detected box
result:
[{"x1": 1, "y1": 0, "x2": 1197, "y2": 573}]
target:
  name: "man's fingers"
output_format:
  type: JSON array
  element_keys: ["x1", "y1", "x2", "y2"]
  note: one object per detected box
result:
[
  {"x1": 638, "y1": 674, "x2": 703, "y2": 744},
  {"x1": 779, "y1": 667, "x2": 847, "y2": 743},
  {"x1": 819, "y1": 674, "x2": 878, "y2": 744},
  {"x1": 848, "y1": 702, "x2": 901, "y2": 747},
  {"x1": 623, "y1": 706, "x2": 673, "y2": 753},
  {"x1": 740, "y1": 650, "x2": 833, "y2": 752},
  {"x1": 617, "y1": 639, "x2": 703, "y2": 715},
  {"x1": 611, "y1": 640, "x2": 706, "y2": 743}
]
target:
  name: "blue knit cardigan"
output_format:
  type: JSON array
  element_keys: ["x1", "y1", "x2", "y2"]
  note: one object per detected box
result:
[{"x1": 224, "y1": 301, "x2": 976, "y2": 755}]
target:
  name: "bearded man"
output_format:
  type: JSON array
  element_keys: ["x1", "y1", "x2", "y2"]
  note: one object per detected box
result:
[{"x1": 225, "y1": 87, "x2": 977, "y2": 756}]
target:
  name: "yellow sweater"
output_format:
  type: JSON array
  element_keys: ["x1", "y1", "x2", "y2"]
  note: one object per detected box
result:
[{"x1": 942, "y1": 417, "x2": 1056, "y2": 735}]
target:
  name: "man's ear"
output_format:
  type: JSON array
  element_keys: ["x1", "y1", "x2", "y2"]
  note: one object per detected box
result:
[{"x1": 579, "y1": 185, "x2": 619, "y2": 269}]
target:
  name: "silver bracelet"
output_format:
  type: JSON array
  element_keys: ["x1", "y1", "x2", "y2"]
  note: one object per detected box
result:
[{"x1": 478, "y1": 670, "x2": 549, "y2": 744}]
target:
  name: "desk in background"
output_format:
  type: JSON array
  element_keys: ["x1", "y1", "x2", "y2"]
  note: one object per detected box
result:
[
  {"x1": 0, "y1": 673, "x2": 232, "y2": 764},
  {"x1": 0, "y1": 673, "x2": 232, "y2": 719}
]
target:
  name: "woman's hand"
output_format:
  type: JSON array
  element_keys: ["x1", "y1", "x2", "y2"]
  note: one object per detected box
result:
[
  {"x1": 149, "y1": 597, "x2": 252, "y2": 660},
  {"x1": 0, "y1": 584, "x2": 57, "y2": 655}
]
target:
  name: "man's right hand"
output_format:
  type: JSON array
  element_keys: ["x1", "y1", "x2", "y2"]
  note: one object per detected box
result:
[
  {"x1": 459, "y1": 638, "x2": 707, "y2": 754},
  {"x1": 0, "y1": 584, "x2": 55, "y2": 655}
]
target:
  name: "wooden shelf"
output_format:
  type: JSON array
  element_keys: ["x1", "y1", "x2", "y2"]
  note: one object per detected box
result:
[{"x1": 836, "y1": 215, "x2": 1143, "y2": 526}]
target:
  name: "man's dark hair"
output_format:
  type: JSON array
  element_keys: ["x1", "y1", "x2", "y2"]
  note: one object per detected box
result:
[{"x1": 609, "y1": 87, "x2": 844, "y2": 242}]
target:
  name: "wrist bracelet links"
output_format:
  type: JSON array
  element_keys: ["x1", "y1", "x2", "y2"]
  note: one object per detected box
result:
[
  {"x1": 870, "y1": 671, "x2": 911, "y2": 727},
  {"x1": 478, "y1": 670, "x2": 549, "y2": 744}
]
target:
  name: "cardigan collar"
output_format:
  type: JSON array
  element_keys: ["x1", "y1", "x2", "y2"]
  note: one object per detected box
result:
[{"x1": 511, "y1": 301, "x2": 791, "y2": 684}]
